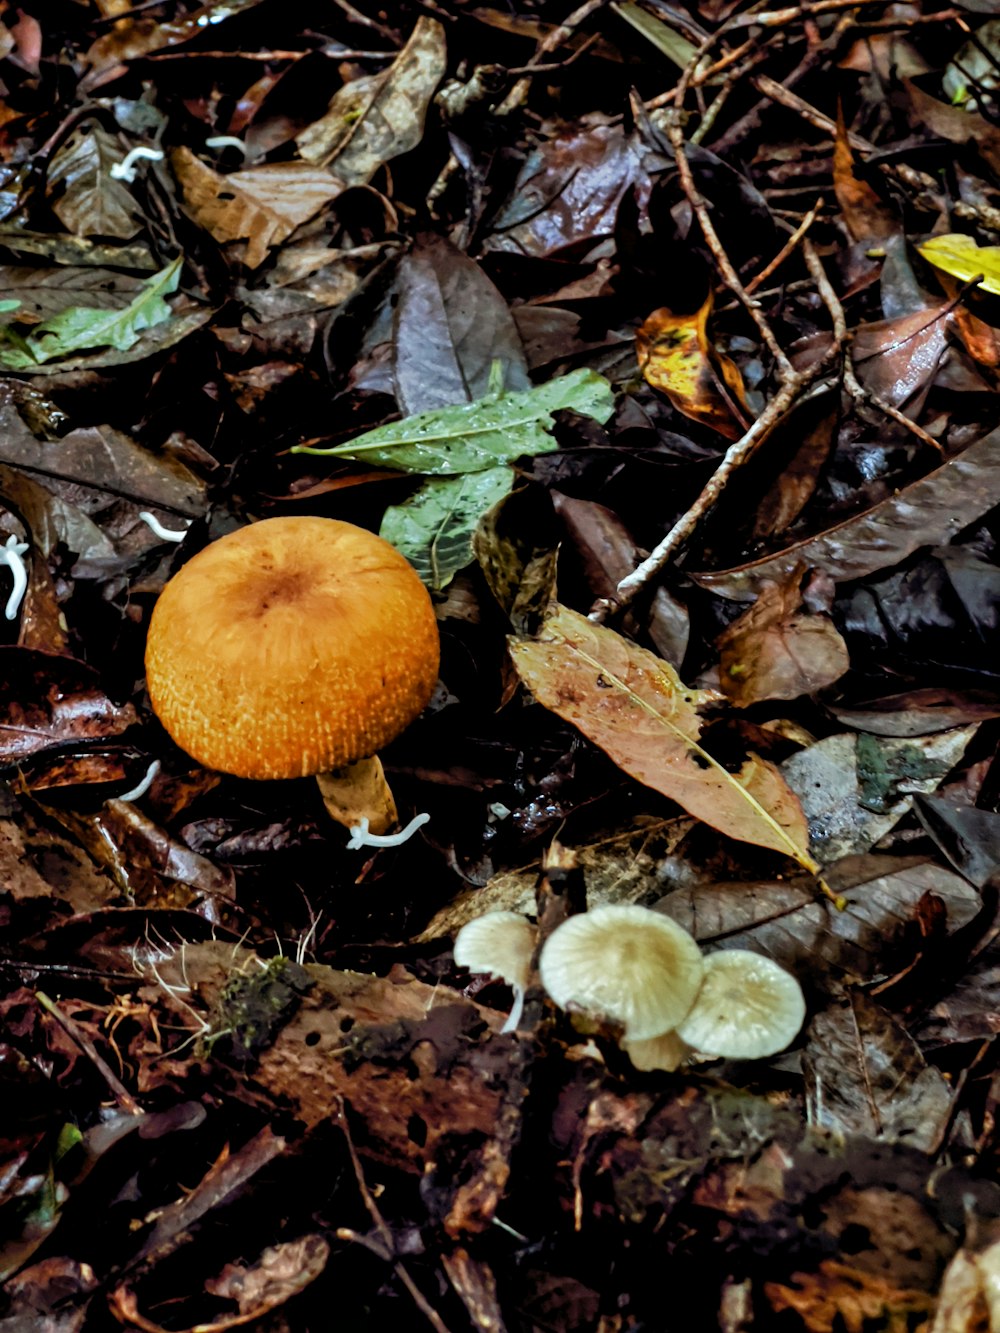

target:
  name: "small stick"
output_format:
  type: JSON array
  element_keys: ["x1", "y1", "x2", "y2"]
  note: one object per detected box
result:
[
  {"x1": 729, "y1": 0, "x2": 896, "y2": 28},
  {"x1": 664, "y1": 107, "x2": 794, "y2": 378},
  {"x1": 745, "y1": 198, "x2": 821, "y2": 294},
  {"x1": 753, "y1": 75, "x2": 874, "y2": 151},
  {"x1": 496, "y1": 0, "x2": 609, "y2": 114},
  {"x1": 802, "y1": 239, "x2": 943, "y2": 454},
  {"x1": 335, "y1": 1098, "x2": 453, "y2": 1333},
  {"x1": 36, "y1": 991, "x2": 142, "y2": 1116}
]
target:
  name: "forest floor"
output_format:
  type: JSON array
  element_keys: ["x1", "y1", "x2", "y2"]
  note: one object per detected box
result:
[{"x1": 1, "y1": 1, "x2": 1000, "y2": 1330}]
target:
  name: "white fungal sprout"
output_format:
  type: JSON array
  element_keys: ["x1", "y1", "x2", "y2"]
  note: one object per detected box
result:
[
  {"x1": 110, "y1": 146, "x2": 165, "y2": 183},
  {"x1": 138, "y1": 511, "x2": 192, "y2": 542},
  {"x1": 346, "y1": 812, "x2": 430, "y2": 850},
  {"x1": 115, "y1": 759, "x2": 160, "y2": 803},
  {"x1": 205, "y1": 135, "x2": 249, "y2": 156},
  {"x1": 1, "y1": 534, "x2": 29, "y2": 620}
]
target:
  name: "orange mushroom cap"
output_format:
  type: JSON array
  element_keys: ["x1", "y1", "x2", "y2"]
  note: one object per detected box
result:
[{"x1": 145, "y1": 516, "x2": 440, "y2": 780}]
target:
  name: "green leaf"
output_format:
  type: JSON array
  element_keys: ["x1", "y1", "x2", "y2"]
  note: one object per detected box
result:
[
  {"x1": 917, "y1": 233, "x2": 1000, "y2": 297},
  {"x1": 380, "y1": 466, "x2": 514, "y2": 590},
  {"x1": 292, "y1": 367, "x2": 615, "y2": 475},
  {"x1": 0, "y1": 257, "x2": 182, "y2": 369}
]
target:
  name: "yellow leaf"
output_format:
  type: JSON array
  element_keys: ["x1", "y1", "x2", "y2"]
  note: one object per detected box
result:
[
  {"x1": 509, "y1": 604, "x2": 818, "y2": 873},
  {"x1": 635, "y1": 295, "x2": 751, "y2": 440},
  {"x1": 918, "y1": 233, "x2": 1000, "y2": 297}
]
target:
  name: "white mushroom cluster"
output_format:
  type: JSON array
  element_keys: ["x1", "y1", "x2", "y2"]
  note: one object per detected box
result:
[{"x1": 453, "y1": 903, "x2": 805, "y2": 1068}]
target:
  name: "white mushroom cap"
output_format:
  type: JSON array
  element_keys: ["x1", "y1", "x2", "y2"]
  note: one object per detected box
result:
[
  {"x1": 677, "y1": 949, "x2": 805, "y2": 1059},
  {"x1": 538, "y1": 904, "x2": 704, "y2": 1041},
  {"x1": 454, "y1": 911, "x2": 536, "y2": 992},
  {"x1": 622, "y1": 1029, "x2": 692, "y2": 1072}
]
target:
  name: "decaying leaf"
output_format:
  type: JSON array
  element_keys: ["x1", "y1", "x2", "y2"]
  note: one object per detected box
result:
[
  {"x1": 46, "y1": 122, "x2": 141, "y2": 241},
  {"x1": 510, "y1": 604, "x2": 818, "y2": 872},
  {"x1": 781, "y1": 727, "x2": 979, "y2": 863},
  {"x1": 296, "y1": 18, "x2": 447, "y2": 184},
  {"x1": 930, "y1": 1220, "x2": 1000, "y2": 1333},
  {"x1": 717, "y1": 573, "x2": 849, "y2": 705},
  {"x1": 833, "y1": 109, "x2": 897, "y2": 242},
  {"x1": 172, "y1": 150, "x2": 344, "y2": 268},
  {"x1": 804, "y1": 992, "x2": 952, "y2": 1151},
  {"x1": 636, "y1": 296, "x2": 751, "y2": 440},
  {"x1": 691, "y1": 426, "x2": 1000, "y2": 600}
]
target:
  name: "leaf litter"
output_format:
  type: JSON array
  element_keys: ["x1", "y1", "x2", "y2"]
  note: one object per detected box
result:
[{"x1": 1, "y1": 2, "x2": 1000, "y2": 1330}]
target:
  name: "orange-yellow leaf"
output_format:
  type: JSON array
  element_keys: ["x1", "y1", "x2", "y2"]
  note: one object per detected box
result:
[
  {"x1": 636, "y1": 295, "x2": 750, "y2": 441},
  {"x1": 509, "y1": 604, "x2": 817, "y2": 872},
  {"x1": 833, "y1": 107, "x2": 896, "y2": 243}
]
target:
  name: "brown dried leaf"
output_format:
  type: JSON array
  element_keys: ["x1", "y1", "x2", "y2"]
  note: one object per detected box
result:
[
  {"x1": 833, "y1": 108, "x2": 897, "y2": 243},
  {"x1": 296, "y1": 18, "x2": 447, "y2": 185},
  {"x1": 803, "y1": 992, "x2": 952, "y2": 1150},
  {"x1": 690, "y1": 426, "x2": 1000, "y2": 600},
  {"x1": 204, "y1": 1235, "x2": 330, "y2": 1322},
  {"x1": 656, "y1": 856, "x2": 981, "y2": 994},
  {"x1": 0, "y1": 648, "x2": 136, "y2": 765},
  {"x1": 171, "y1": 150, "x2": 344, "y2": 269},
  {"x1": 636, "y1": 296, "x2": 751, "y2": 440},
  {"x1": 509, "y1": 604, "x2": 817, "y2": 871},
  {"x1": 717, "y1": 574, "x2": 849, "y2": 706}
]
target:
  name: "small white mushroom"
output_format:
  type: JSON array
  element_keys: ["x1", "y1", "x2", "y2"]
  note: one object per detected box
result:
[
  {"x1": 109, "y1": 146, "x2": 164, "y2": 183},
  {"x1": 676, "y1": 950, "x2": 806, "y2": 1060},
  {"x1": 454, "y1": 911, "x2": 537, "y2": 1034},
  {"x1": 538, "y1": 904, "x2": 704, "y2": 1041}
]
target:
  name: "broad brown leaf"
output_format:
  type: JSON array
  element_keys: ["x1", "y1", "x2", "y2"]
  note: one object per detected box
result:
[
  {"x1": 171, "y1": 150, "x2": 344, "y2": 269},
  {"x1": 765, "y1": 1260, "x2": 935, "y2": 1333},
  {"x1": 296, "y1": 18, "x2": 446, "y2": 186},
  {"x1": 691, "y1": 426, "x2": 1000, "y2": 600},
  {"x1": 636, "y1": 296, "x2": 751, "y2": 440},
  {"x1": 833, "y1": 108, "x2": 897, "y2": 243},
  {"x1": 509, "y1": 604, "x2": 817, "y2": 871},
  {"x1": 717, "y1": 574, "x2": 849, "y2": 706}
]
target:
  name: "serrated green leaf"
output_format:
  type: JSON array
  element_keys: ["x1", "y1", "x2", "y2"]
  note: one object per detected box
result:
[
  {"x1": 293, "y1": 367, "x2": 615, "y2": 474},
  {"x1": 0, "y1": 257, "x2": 182, "y2": 369},
  {"x1": 918, "y1": 233, "x2": 1000, "y2": 297},
  {"x1": 380, "y1": 466, "x2": 514, "y2": 590}
]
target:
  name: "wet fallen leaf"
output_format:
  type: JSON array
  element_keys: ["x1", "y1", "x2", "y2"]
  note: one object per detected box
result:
[
  {"x1": 717, "y1": 573, "x2": 849, "y2": 706},
  {"x1": 691, "y1": 425, "x2": 1000, "y2": 600},
  {"x1": 46, "y1": 121, "x2": 142, "y2": 241},
  {"x1": 296, "y1": 18, "x2": 447, "y2": 185},
  {"x1": 781, "y1": 727, "x2": 978, "y2": 863},
  {"x1": 510, "y1": 604, "x2": 818, "y2": 871},
  {"x1": 804, "y1": 992, "x2": 952, "y2": 1150},
  {"x1": 393, "y1": 233, "x2": 529, "y2": 415},
  {"x1": 656, "y1": 856, "x2": 981, "y2": 993},
  {"x1": 172, "y1": 151, "x2": 343, "y2": 269},
  {"x1": 0, "y1": 648, "x2": 137, "y2": 766},
  {"x1": 636, "y1": 295, "x2": 751, "y2": 440},
  {"x1": 833, "y1": 108, "x2": 897, "y2": 243},
  {"x1": 851, "y1": 300, "x2": 952, "y2": 409}
]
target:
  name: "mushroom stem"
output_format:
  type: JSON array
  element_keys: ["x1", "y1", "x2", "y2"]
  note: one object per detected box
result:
[{"x1": 316, "y1": 756, "x2": 398, "y2": 836}]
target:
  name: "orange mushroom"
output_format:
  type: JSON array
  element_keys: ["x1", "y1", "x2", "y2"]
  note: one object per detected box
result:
[{"x1": 144, "y1": 516, "x2": 440, "y2": 838}]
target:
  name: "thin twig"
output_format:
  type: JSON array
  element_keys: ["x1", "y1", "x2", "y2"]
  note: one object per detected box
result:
[
  {"x1": 496, "y1": 0, "x2": 609, "y2": 114},
  {"x1": 335, "y1": 1098, "x2": 454, "y2": 1333},
  {"x1": 802, "y1": 239, "x2": 943, "y2": 454},
  {"x1": 753, "y1": 75, "x2": 875, "y2": 151},
  {"x1": 36, "y1": 991, "x2": 143, "y2": 1115},
  {"x1": 644, "y1": 36, "x2": 759, "y2": 111},
  {"x1": 729, "y1": 0, "x2": 897, "y2": 28},
  {"x1": 590, "y1": 373, "x2": 814, "y2": 621},
  {"x1": 664, "y1": 108, "x2": 794, "y2": 377},
  {"x1": 746, "y1": 198, "x2": 821, "y2": 294}
]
